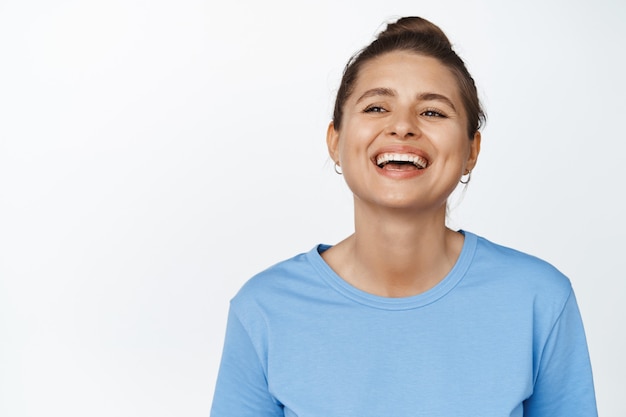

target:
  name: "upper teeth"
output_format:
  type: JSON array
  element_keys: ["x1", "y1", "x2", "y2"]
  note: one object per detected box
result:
[{"x1": 376, "y1": 153, "x2": 428, "y2": 169}]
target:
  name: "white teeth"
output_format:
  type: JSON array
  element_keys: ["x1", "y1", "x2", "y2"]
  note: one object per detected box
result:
[{"x1": 376, "y1": 153, "x2": 428, "y2": 169}]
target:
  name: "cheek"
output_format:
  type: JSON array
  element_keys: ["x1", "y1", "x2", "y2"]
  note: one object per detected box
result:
[
  {"x1": 341, "y1": 119, "x2": 380, "y2": 145},
  {"x1": 429, "y1": 131, "x2": 470, "y2": 158},
  {"x1": 457, "y1": 141, "x2": 472, "y2": 159},
  {"x1": 443, "y1": 127, "x2": 473, "y2": 156},
  {"x1": 336, "y1": 129, "x2": 364, "y2": 161}
]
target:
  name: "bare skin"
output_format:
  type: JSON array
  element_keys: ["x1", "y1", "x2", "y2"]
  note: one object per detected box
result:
[
  {"x1": 322, "y1": 51, "x2": 480, "y2": 298},
  {"x1": 321, "y1": 196, "x2": 465, "y2": 298}
]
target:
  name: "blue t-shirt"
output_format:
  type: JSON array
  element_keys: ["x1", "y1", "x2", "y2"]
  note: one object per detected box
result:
[{"x1": 211, "y1": 232, "x2": 597, "y2": 416}]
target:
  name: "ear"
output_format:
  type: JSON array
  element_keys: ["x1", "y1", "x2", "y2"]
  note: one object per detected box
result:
[
  {"x1": 466, "y1": 131, "x2": 481, "y2": 171},
  {"x1": 326, "y1": 121, "x2": 340, "y2": 163}
]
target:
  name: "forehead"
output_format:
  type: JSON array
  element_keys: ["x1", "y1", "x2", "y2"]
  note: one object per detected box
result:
[{"x1": 352, "y1": 51, "x2": 461, "y2": 103}]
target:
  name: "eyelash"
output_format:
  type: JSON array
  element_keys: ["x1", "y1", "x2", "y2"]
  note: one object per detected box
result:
[
  {"x1": 363, "y1": 105, "x2": 387, "y2": 113},
  {"x1": 363, "y1": 106, "x2": 447, "y2": 118},
  {"x1": 421, "y1": 108, "x2": 447, "y2": 118}
]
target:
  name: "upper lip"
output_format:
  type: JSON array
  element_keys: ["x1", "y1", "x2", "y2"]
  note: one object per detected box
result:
[{"x1": 372, "y1": 145, "x2": 431, "y2": 169}]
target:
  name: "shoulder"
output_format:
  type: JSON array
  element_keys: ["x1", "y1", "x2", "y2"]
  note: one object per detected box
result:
[
  {"x1": 229, "y1": 246, "x2": 327, "y2": 316},
  {"x1": 466, "y1": 231, "x2": 573, "y2": 300}
]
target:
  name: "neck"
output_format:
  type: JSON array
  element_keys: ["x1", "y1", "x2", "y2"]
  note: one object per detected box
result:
[{"x1": 324, "y1": 201, "x2": 464, "y2": 298}]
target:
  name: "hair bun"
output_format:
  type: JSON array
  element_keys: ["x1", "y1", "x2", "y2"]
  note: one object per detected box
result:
[{"x1": 377, "y1": 16, "x2": 452, "y2": 48}]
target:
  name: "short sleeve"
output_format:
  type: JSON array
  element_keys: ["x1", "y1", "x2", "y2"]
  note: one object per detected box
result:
[
  {"x1": 210, "y1": 307, "x2": 284, "y2": 417},
  {"x1": 523, "y1": 290, "x2": 597, "y2": 416}
]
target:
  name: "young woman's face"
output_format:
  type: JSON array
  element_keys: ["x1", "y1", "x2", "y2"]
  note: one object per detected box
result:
[{"x1": 327, "y1": 51, "x2": 480, "y2": 213}]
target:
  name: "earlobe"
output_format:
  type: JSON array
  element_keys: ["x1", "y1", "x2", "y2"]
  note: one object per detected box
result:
[
  {"x1": 467, "y1": 131, "x2": 481, "y2": 170},
  {"x1": 326, "y1": 121, "x2": 340, "y2": 163}
]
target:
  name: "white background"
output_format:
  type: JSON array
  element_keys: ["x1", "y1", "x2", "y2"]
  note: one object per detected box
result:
[{"x1": 1, "y1": 0, "x2": 624, "y2": 415}]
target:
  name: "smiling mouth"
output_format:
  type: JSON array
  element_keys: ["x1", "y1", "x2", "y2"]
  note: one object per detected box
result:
[{"x1": 376, "y1": 153, "x2": 428, "y2": 170}]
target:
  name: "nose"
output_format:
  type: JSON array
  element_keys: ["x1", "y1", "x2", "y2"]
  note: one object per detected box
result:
[{"x1": 385, "y1": 108, "x2": 419, "y2": 139}]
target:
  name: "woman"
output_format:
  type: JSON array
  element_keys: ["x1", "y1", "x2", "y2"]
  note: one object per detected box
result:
[{"x1": 211, "y1": 16, "x2": 597, "y2": 417}]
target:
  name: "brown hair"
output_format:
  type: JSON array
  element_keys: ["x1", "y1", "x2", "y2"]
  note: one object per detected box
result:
[{"x1": 332, "y1": 16, "x2": 485, "y2": 138}]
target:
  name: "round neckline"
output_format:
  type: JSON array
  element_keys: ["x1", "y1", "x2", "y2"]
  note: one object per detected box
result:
[{"x1": 306, "y1": 231, "x2": 477, "y2": 310}]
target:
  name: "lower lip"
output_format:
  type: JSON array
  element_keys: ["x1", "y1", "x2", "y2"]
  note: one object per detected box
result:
[{"x1": 375, "y1": 164, "x2": 427, "y2": 179}]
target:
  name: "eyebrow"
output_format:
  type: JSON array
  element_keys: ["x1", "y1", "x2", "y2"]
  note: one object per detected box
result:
[
  {"x1": 355, "y1": 88, "x2": 395, "y2": 104},
  {"x1": 417, "y1": 92, "x2": 457, "y2": 112},
  {"x1": 355, "y1": 88, "x2": 457, "y2": 112}
]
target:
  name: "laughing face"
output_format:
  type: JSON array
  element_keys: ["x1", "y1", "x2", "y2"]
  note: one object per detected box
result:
[{"x1": 327, "y1": 50, "x2": 481, "y2": 213}]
